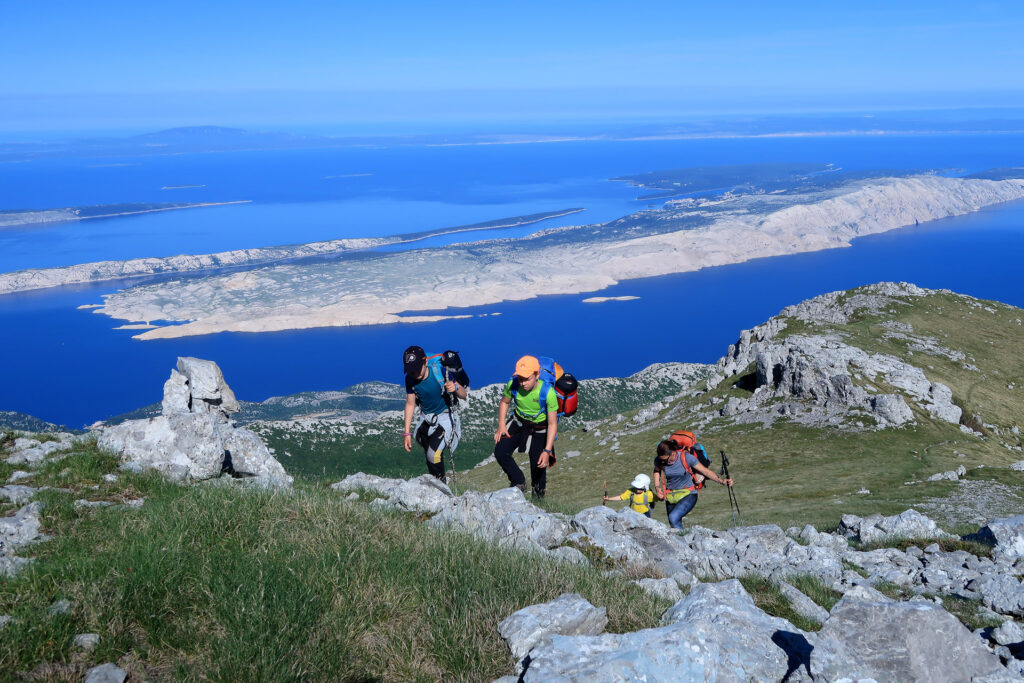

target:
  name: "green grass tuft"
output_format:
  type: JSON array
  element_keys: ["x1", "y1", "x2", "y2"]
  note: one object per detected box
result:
[{"x1": 737, "y1": 576, "x2": 822, "y2": 632}]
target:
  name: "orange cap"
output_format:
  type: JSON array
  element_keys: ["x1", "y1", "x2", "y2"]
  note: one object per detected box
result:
[{"x1": 515, "y1": 355, "x2": 540, "y2": 378}]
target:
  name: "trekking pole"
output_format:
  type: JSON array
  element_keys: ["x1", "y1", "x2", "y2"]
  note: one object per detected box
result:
[
  {"x1": 603, "y1": 480, "x2": 607, "y2": 506},
  {"x1": 442, "y1": 365, "x2": 459, "y2": 495},
  {"x1": 719, "y1": 450, "x2": 743, "y2": 527}
]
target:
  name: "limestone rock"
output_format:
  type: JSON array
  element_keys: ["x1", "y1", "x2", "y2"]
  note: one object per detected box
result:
[
  {"x1": 660, "y1": 579, "x2": 814, "y2": 682},
  {"x1": 100, "y1": 359, "x2": 291, "y2": 487},
  {"x1": 0, "y1": 615, "x2": 10, "y2": 629},
  {"x1": 175, "y1": 356, "x2": 240, "y2": 415},
  {"x1": 977, "y1": 516, "x2": 1024, "y2": 560},
  {"x1": 969, "y1": 574, "x2": 1024, "y2": 617},
  {"x1": 0, "y1": 502, "x2": 44, "y2": 550},
  {"x1": 778, "y1": 581, "x2": 830, "y2": 624},
  {"x1": 519, "y1": 624, "x2": 714, "y2": 681},
  {"x1": 429, "y1": 487, "x2": 566, "y2": 549},
  {"x1": 633, "y1": 578, "x2": 684, "y2": 603},
  {"x1": 99, "y1": 412, "x2": 229, "y2": 481},
  {"x1": 991, "y1": 620, "x2": 1024, "y2": 647},
  {"x1": 0, "y1": 485, "x2": 35, "y2": 504},
  {"x1": 547, "y1": 546, "x2": 589, "y2": 565},
  {"x1": 84, "y1": 663, "x2": 127, "y2": 683},
  {"x1": 73, "y1": 633, "x2": 100, "y2": 651},
  {"x1": 498, "y1": 593, "x2": 607, "y2": 661},
  {"x1": 812, "y1": 599, "x2": 1006, "y2": 681},
  {"x1": 161, "y1": 369, "x2": 191, "y2": 415},
  {"x1": 839, "y1": 508, "x2": 951, "y2": 544}
]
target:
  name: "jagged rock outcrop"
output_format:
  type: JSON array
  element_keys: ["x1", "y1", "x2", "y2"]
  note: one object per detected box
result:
[
  {"x1": 704, "y1": 282, "x2": 964, "y2": 430},
  {"x1": 99, "y1": 358, "x2": 291, "y2": 487},
  {"x1": 978, "y1": 516, "x2": 1024, "y2": 560}
]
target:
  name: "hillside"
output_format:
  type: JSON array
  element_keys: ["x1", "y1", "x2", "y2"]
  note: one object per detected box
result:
[{"x1": 453, "y1": 282, "x2": 1024, "y2": 530}]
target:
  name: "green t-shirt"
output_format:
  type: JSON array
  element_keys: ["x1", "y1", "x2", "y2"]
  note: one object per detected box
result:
[{"x1": 504, "y1": 378, "x2": 559, "y2": 424}]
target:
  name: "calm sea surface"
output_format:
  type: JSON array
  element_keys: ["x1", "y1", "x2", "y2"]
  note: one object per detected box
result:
[{"x1": 1, "y1": 132, "x2": 1022, "y2": 426}]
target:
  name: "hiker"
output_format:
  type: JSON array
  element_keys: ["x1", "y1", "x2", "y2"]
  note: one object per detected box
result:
[
  {"x1": 402, "y1": 346, "x2": 470, "y2": 480},
  {"x1": 604, "y1": 474, "x2": 656, "y2": 517},
  {"x1": 493, "y1": 355, "x2": 558, "y2": 498},
  {"x1": 653, "y1": 439, "x2": 733, "y2": 529}
]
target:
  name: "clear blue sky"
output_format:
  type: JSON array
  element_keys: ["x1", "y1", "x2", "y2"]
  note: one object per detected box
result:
[{"x1": 2, "y1": 0, "x2": 1023, "y2": 133}]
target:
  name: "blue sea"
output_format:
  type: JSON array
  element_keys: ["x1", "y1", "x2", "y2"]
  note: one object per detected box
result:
[{"x1": 1, "y1": 130, "x2": 1023, "y2": 427}]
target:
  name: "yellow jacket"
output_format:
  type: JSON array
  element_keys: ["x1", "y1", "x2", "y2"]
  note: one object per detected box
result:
[{"x1": 616, "y1": 488, "x2": 655, "y2": 514}]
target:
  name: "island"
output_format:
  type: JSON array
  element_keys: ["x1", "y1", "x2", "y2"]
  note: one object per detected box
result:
[{"x1": 81, "y1": 170, "x2": 1024, "y2": 340}]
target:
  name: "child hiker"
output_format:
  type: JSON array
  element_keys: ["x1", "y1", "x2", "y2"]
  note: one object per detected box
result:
[{"x1": 604, "y1": 474, "x2": 656, "y2": 517}]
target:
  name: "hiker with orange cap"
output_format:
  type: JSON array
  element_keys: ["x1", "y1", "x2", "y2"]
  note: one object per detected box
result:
[{"x1": 493, "y1": 355, "x2": 559, "y2": 498}]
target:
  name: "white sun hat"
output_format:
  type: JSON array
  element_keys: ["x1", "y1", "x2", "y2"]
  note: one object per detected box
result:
[{"x1": 631, "y1": 474, "x2": 651, "y2": 489}]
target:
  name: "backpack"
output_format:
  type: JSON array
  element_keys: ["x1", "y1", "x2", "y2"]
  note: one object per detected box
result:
[
  {"x1": 668, "y1": 430, "x2": 712, "y2": 490},
  {"x1": 510, "y1": 356, "x2": 579, "y2": 418},
  {"x1": 421, "y1": 351, "x2": 463, "y2": 407}
]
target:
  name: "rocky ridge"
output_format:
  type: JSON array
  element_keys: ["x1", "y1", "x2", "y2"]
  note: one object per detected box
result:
[{"x1": 333, "y1": 471, "x2": 1024, "y2": 679}]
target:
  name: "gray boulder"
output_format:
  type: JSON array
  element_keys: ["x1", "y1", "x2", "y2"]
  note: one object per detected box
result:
[
  {"x1": 0, "y1": 502, "x2": 44, "y2": 550},
  {"x1": 660, "y1": 579, "x2": 814, "y2": 682},
  {"x1": 0, "y1": 485, "x2": 35, "y2": 504},
  {"x1": 73, "y1": 632, "x2": 100, "y2": 651},
  {"x1": 633, "y1": 578, "x2": 684, "y2": 603},
  {"x1": 839, "y1": 508, "x2": 951, "y2": 544},
  {"x1": 174, "y1": 356, "x2": 240, "y2": 416},
  {"x1": 977, "y1": 516, "x2": 1024, "y2": 560},
  {"x1": 969, "y1": 575, "x2": 1024, "y2": 617},
  {"x1": 99, "y1": 359, "x2": 291, "y2": 487},
  {"x1": 519, "y1": 625, "x2": 716, "y2": 681},
  {"x1": 778, "y1": 581, "x2": 830, "y2": 624},
  {"x1": 498, "y1": 593, "x2": 607, "y2": 661},
  {"x1": 0, "y1": 615, "x2": 10, "y2": 629},
  {"x1": 547, "y1": 546, "x2": 590, "y2": 566},
  {"x1": 83, "y1": 663, "x2": 127, "y2": 683},
  {"x1": 991, "y1": 620, "x2": 1024, "y2": 647},
  {"x1": 812, "y1": 599, "x2": 1006, "y2": 681},
  {"x1": 429, "y1": 488, "x2": 566, "y2": 549}
]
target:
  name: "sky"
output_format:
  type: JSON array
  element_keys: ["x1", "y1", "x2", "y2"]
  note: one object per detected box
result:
[{"x1": 2, "y1": 0, "x2": 1024, "y2": 133}]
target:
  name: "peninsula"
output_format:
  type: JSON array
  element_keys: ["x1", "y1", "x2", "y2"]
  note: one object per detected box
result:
[
  {"x1": 0, "y1": 208, "x2": 583, "y2": 295},
  {"x1": 0, "y1": 200, "x2": 250, "y2": 229},
  {"x1": 89, "y1": 172, "x2": 1024, "y2": 339}
]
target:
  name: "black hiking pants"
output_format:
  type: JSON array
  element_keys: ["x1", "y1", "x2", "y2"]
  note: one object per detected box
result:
[{"x1": 493, "y1": 416, "x2": 551, "y2": 498}]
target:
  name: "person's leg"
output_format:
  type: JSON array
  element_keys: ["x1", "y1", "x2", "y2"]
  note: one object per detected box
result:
[
  {"x1": 527, "y1": 425, "x2": 549, "y2": 498},
  {"x1": 414, "y1": 419, "x2": 444, "y2": 480},
  {"x1": 493, "y1": 420, "x2": 527, "y2": 490},
  {"x1": 424, "y1": 425, "x2": 447, "y2": 480},
  {"x1": 667, "y1": 493, "x2": 698, "y2": 529}
]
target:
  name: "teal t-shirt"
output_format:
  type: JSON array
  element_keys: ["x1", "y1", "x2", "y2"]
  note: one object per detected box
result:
[{"x1": 504, "y1": 378, "x2": 558, "y2": 423}]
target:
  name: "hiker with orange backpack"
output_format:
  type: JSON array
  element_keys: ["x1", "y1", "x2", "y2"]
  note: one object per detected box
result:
[
  {"x1": 402, "y1": 346, "x2": 470, "y2": 481},
  {"x1": 653, "y1": 431, "x2": 732, "y2": 529}
]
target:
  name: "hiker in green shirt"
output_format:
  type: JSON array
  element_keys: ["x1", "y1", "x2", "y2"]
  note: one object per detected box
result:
[{"x1": 493, "y1": 355, "x2": 558, "y2": 498}]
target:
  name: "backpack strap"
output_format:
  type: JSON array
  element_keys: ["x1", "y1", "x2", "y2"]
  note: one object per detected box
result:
[
  {"x1": 510, "y1": 375, "x2": 551, "y2": 421},
  {"x1": 678, "y1": 447, "x2": 704, "y2": 491}
]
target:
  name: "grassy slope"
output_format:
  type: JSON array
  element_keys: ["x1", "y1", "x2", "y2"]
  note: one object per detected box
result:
[
  {"x1": 0, "y1": 445, "x2": 669, "y2": 681},
  {"x1": 460, "y1": 288, "x2": 1024, "y2": 531}
]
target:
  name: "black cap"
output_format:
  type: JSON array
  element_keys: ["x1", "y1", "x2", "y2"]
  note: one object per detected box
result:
[{"x1": 403, "y1": 345, "x2": 426, "y2": 376}]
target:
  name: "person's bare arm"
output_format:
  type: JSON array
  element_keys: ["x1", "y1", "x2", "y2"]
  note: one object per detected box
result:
[
  {"x1": 694, "y1": 462, "x2": 732, "y2": 487},
  {"x1": 494, "y1": 396, "x2": 512, "y2": 442},
  {"x1": 403, "y1": 393, "x2": 417, "y2": 452},
  {"x1": 653, "y1": 470, "x2": 666, "y2": 499}
]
